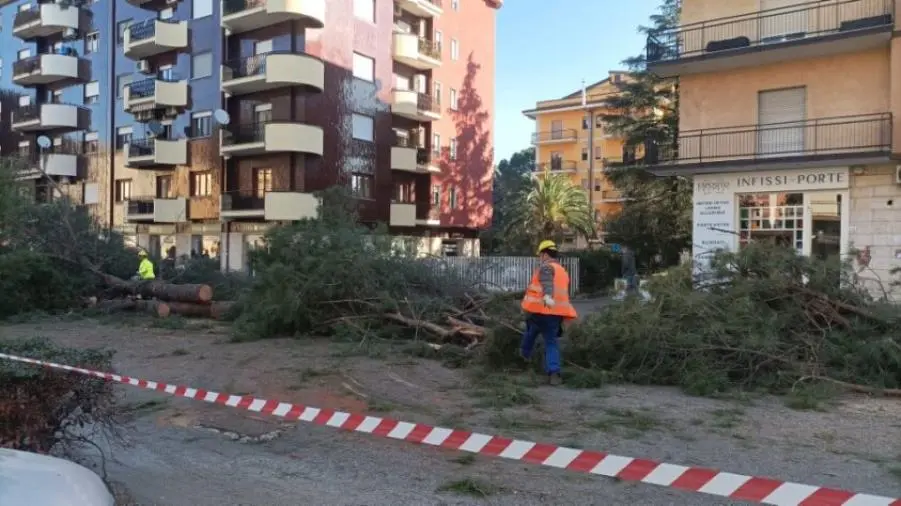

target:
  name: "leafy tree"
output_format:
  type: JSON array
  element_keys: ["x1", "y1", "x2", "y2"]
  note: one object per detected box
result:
[
  {"x1": 601, "y1": 0, "x2": 690, "y2": 269},
  {"x1": 481, "y1": 148, "x2": 534, "y2": 254},
  {"x1": 503, "y1": 174, "x2": 594, "y2": 248}
]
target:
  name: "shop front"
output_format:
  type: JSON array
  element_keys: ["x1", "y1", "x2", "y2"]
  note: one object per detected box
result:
[{"x1": 692, "y1": 167, "x2": 850, "y2": 269}]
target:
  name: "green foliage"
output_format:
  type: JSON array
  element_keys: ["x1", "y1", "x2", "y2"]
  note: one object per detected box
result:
[
  {"x1": 502, "y1": 174, "x2": 595, "y2": 247},
  {"x1": 557, "y1": 243, "x2": 901, "y2": 396},
  {"x1": 483, "y1": 148, "x2": 534, "y2": 255},
  {"x1": 0, "y1": 337, "x2": 116, "y2": 452},
  {"x1": 569, "y1": 248, "x2": 623, "y2": 294},
  {"x1": 0, "y1": 250, "x2": 87, "y2": 318}
]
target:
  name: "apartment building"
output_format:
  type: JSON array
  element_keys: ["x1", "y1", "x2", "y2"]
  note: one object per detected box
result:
[
  {"x1": 645, "y1": 0, "x2": 901, "y2": 292},
  {"x1": 522, "y1": 71, "x2": 630, "y2": 243},
  {"x1": 0, "y1": 0, "x2": 499, "y2": 269}
]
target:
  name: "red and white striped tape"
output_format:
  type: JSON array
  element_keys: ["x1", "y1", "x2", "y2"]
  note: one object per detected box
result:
[{"x1": 1, "y1": 351, "x2": 898, "y2": 506}]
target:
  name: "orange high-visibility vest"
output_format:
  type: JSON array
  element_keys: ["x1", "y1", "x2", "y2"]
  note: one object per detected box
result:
[{"x1": 521, "y1": 261, "x2": 578, "y2": 319}]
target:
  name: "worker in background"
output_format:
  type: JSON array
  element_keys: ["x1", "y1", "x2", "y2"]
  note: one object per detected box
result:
[
  {"x1": 520, "y1": 240, "x2": 578, "y2": 385},
  {"x1": 135, "y1": 250, "x2": 155, "y2": 281}
]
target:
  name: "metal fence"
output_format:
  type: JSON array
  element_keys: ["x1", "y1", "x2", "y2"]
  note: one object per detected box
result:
[{"x1": 421, "y1": 256, "x2": 581, "y2": 296}]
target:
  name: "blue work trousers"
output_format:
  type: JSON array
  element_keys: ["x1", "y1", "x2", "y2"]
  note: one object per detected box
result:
[{"x1": 521, "y1": 314, "x2": 563, "y2": 375}]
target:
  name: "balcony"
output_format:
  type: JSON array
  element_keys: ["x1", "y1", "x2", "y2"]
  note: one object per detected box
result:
[
  {"x1": 390, "y1": 203, "x2": 417, "y2": 227},
  {"x1": 396, "y1": 0, "x2": 442, "y2": 17},
  {"x1": 12, "y1": 53, "x2": 90, "y2": 86},
  {"x1": 417, "y1": 208, "x2": 440, "y2": 227},
  {"x1": 127, "y1": 0, "x2": 181, "y2": 8},
  {"x1": 124, "y1": 77, "x2": 189, "y2": 114},
  {"x1": 391, "y1": 138, "x2": 439, "y2": 174},
  {"x1": 535, "y1": 160, "x2": 578, "y2": 173},
  {"x1": 15, "y1": 147, "x2": 83, "y2": 180},
  {"x1": 124, "y1": 19, "x2": 189, "y2": 59},
  {"x1": 221, "y1": 52, "x2": 324, "y2": 96},
  {"x1": 647, "y1": 0, "x2": 894, "y2": 77},
  {"x1": 392, "y1": 33, "x2": 442, "y2": 70},
  {"x1": 126, "y1": 197, "x2": 188, "y2": 223},
  {"x1": 532, "y1": 129, "x2": 578, "y2": 145},
  {"x1": 222, "y1": 0, "x2": 325, "y2": 35},
  {"x1": 391, "y1": 89, "x2": 441, "y2": 122},
  {"x1": 598, "y1": 190, "x2": 627, "y2": 202},
  {"x1": 220, "y1": 190, "x2": 319, "y2": 221},
  {"x1": 126, "y1": 138, "x2": 188, "y2": 168},
  {"x1": 11, "y1": 103, "x2": 90, "y2": 133},
  {"x1": 648, "y1": 113, "x2": 891, "y2": 174},
  {"x1": 12, "y1": 3, "x2": 91, "y2": 41},
  {"x1": 220, "y1": 121, "x2": 324, "y2": 157}
]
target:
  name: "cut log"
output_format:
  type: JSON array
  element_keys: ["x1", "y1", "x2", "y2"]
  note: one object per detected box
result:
[
  {"x1": 108, "y1": 280, "x2": 213, "y2": 303},
  {"x1": 134, "y1": 300, "x2": 171, "y2": 318},
  {"x1": 97, "y1": 299, "x2": 136, "y2": 313},
  {"x1": 167, "y1": 301, "x2": 235, "y2": 319}
]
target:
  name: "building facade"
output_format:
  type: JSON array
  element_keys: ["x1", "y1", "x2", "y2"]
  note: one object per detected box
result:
[
  {"x1": 1, "y1": 0, "x2": 499, "y2": 269},
  {"x1": 646, "y1": 0, "x2": 901, "y2": 294},
  {"x1": 522, "y1": 71, "x2": 630, "y2": 247}
]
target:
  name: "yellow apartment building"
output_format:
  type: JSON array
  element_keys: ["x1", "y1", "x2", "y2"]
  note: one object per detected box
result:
[
  {"x1": 522, "y1": 72, "x2": 630, "y2": 234},
  {"x1": 646, "y1": 0, "x2": 901, "y2": 294}
]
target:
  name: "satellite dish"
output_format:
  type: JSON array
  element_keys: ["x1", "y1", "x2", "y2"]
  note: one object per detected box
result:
[
  {"x1": 213, "y1": 109, "x2": 230, "y2": 125},
  {"x1": 36, "y1": 136, "x2": 51, "y2": 149},
  {"x1": 147, "y1": 120, "x2": 164, "y2": 136}
]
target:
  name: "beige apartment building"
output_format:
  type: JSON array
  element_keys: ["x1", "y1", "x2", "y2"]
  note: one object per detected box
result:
[{"x1": 646, "y1": 0, "x2": 901, "y2": 294}]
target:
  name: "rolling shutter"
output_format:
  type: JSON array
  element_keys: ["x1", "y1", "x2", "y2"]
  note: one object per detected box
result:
[{"x1": 757, "y1": 87, "x2": 806, "y2": 156}]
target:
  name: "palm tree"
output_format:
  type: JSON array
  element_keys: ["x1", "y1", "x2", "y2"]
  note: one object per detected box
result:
[{"x1": 503, "y1": 174, "x2": 594, "y2": 246}]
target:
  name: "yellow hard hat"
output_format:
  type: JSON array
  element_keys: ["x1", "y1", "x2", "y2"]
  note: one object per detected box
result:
[
  {"x1": 536, "y1": 240, "x2": 557, "y2": 255},
  {"x1": 138, "y1": 250, "x2": 148, "y2": 257}
]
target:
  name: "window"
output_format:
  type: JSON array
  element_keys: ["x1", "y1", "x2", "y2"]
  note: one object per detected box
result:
[
  {"x1": 435, "y1": 31, "x2": 442, "y2": 53},
  {"x1": 84, "y1": 81, "x2": 99, "y2": 104},
  {"x1": 449, "y1": 88, "x2": 457, "y2": 110},
  {"x1": 581, "y1": 116, "x2": 589, "y2": 129},
  {"x1": 352, "y1": 52, "x2": 374, "y2": 81},
  {"x1": 17, "y1": 49, "x2": 30, "y2": 61},
  {"x1": 117, "y1": 20, "x2": 131, "y2": 44},
  {"x1": 18, "y1": 141, "x2": 29, "y2": 156},
  {"x1": 595, "y1": 115, "x2": 604, "y2": 128},
  {"x1": 191, "y1": 172, "x2": 212, "y2": 197},
  {"x1": 434, "y1": 82, "x2": 441, "y2": 104},
  {"x1": 17, "y1": 3, "x2": 29, "y2": 11},
  {"x1": 156, "y1": 175, "x2": 173, "y2": 198},
  {"x1": 394, "y1": 182, "x2": 414, "y2": 203},
  {"x1": 353, "y1": 0, "x2": 374, "y2": 22},
  {"x1": 451, "y1": 0, "x2": 459, "y2": 10},
  {"x1": 114, "y1": 180, "x2": 132, "y2": 202},
  {"x1": 84, "y1": 32, "x2": 99, "y2": 54},
  {"x1": 594, "y1": 146, "x2": 603, "y2": 159},
  {"x1": 450, "y1": 39, "x2": 459, "y2": 60},
  {"x1": 449, "y1": 187, "x2": 457, "y2": 209},
  {"x1": 191, "y1": 111, "x2": 212, "y2": 138},
  {"x1": 431, "y1": 185, "x2": 441, "y2": 206},
  {"x1": 84, "y1": 131, "x2": 99, "y2": 153},
  {"x1": 192, "y1": 0, "x2": 212, "y2": 19},
  {"x1": 191, "y1": 52, "x2": 212, "y2": 79},
  {"x1": 449, "y1": 139, "x2": 457, "y2": 160},
  {"x1": 431, "y1": 134, "x2": 440, "y2": 156},
  {"x1": 160, "y1": 7, "x2": 174, "y2": 19},
  {"x1": 349, "y1": 174, "x2": 373, "y2": 199},
  {"x1": 550, "y1": 151, "x2": 562, "y2": 170},
  {"x1": 253, "y1": 168, "x2": 272, "y2": 197},
  {"x1": 254, "y1": 39, "x2": 272, "y2": 55},
  {"x1": 254, "y1": 104, "x2": 271, "y2": 123},
  {"x1": 51, "y1": 90, "x2": 63, "y2": 104},
  {"x1": 116, "y1": 74, "x2": 133, "y2": 98},
  {"x1": 581, "y1": 147, "x2": 588, "y2": 161},
  {"x1": 115, "y1": 126, "x2": 132, "y2": 151},
  {"x1": 18, "y1": 95, "x2": 30, "y2": 107},
  {"x1": 352, "y1": 113, "x2": 374, "y2": 142}
]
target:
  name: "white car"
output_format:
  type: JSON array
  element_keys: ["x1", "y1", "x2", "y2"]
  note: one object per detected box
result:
[{"x1": 0, "y1": 449, "x2": 114, "y2": 506}]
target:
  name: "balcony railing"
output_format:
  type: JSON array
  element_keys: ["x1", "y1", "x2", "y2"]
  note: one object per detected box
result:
[
  {"x1": 223, "y1": 53, "x2": 270, "y2": 79},
  {"x1": 128, "y1": 138, "x2": 157, "y2": 157},
  {"x1": 127, "y1": 198, "x2": 155, "y2": 215},
  {"x1": 14, "y1": 104, "x2": 40, "y2": 123},
  {"x1": 535, "y1": 160, "x2": 578, "y2": 172},
  {"x1": 415, "y1": 92, "x2": 440, "y2": 114},
  {"x1": 223, "y1": 0, "x2": 264, "y2": 16},
  {"x1": 654, "y1": 113, "x2": 891, "y2": 165},
  {"x1": 127, "y1": 74, "x2": 182, "y2": 99},
  {"x1": 647, "y1": 0, "x2": 894, "y2": 63},
  {"x1": 221, "y1": 189, "x2": 265, "y2": 211},
  {"x1": 12, "y1": 8, "x2": 40, "y2": 27},
  {"x1": 223, "y1": 122, "x2": 265, "y2": 145},
  {"x1": 417, "y1": 37, "x2": 441, "y2": 60},
  {"x1": 531, "y1": 129, "x2": 578, "y2": 144},
  {"x1": 128, "y1": 19, "x2": 173, "y2": 41}
]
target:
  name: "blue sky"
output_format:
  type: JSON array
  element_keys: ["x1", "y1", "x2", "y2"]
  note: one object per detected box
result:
[{"x1": 493, "y1": 0, "x2": 661, "y2": 163}]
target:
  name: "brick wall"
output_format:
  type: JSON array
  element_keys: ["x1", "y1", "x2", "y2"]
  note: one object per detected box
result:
[{"x1": 849, "y1": 165, "x2": 901, "y2": 299}]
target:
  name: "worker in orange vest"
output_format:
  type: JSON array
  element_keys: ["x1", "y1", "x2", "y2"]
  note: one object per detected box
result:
[{"x1": 520, "y1": 240, "x2": 578, "y2": 385}]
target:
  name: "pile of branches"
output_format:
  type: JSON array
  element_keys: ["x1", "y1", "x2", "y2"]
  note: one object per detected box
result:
[
  {"x1": 559, "y1": 243, "x2": 901, "y2": 396},
  {"x1": 233, "y1": 189, "x2": 522, "y2": 348}
]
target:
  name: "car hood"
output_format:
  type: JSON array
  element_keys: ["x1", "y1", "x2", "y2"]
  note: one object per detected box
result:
[{"x1": 0, "y1": 449, "x2": 114, "y2": 506}]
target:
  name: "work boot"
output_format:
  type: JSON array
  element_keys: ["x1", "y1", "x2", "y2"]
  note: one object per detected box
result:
[{"x1": 548, "y1": 373, "x2": 562, "y2": 386}]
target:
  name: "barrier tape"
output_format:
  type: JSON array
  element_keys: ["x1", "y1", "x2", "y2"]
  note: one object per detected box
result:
[{"x1": 1, "y1": 351, "x2": 898, "y2": 506}]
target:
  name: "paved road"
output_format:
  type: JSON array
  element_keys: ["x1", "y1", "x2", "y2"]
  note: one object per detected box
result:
[{"x1": 92, "y1": 399, "x2": 739, "y2": 506}]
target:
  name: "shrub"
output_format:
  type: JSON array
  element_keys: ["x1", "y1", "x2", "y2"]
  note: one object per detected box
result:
[
  {"x1": 0, "y1": 337, "x2": 116, "y2": 453},
  {"x1": 569, "y1": 248, "x2": 622, "y2": 295},
  {"x1": 0, "y1": 250, "x2": 87, "y2": 319}
]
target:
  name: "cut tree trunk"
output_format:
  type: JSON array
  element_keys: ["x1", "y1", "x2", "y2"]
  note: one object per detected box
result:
[
  {"x1": 96, "y1": 299, "x2": 136, "y2": 314},
  {"x1": 167, "y1": 301, "x2": 235, "y2": 319},
  {"x1": 96, "y1": 299, "x2": 170, "y2": 317},
  {"x1": 104, "y1": 279, "x2": 213, "y2": 303}
]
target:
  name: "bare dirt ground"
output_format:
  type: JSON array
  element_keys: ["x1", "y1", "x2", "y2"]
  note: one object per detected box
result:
[{"x1": 3, "y1": 315, "x2": 901, "y2": 505}]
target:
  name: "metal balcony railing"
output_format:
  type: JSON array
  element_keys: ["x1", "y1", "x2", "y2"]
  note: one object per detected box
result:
[
  {"x1": 415, "y1": 92, "x2": 440, "y2": 114},
  {"x1": 221, "y1": 190, "x2": 265, "y2": 211},
  {"x1": 531, "y1": 129, "x2": 578, "y2": 144},
  {"x1": 13, "y1": 104, "x2": 40, "y2": 123},
  {"x1": 223, "y1": 0, "x2": 264, "y2": 16},
  {"x1": 417, "y1": 37, "x2": 441, "y2": 59},
  {"x1": 127, "y1": 198, "x2": 155, "y2": 215},
  {"x1": 128, "y1": 19, "x2": 160, "y2": 41},
  {"x1": 126, "y1": 74, "x2": 182, "y2": 99},
  {"x1": 647, "y1": 0, "x2": 894, "y2": 63},
  {"x1": 535, "y1": 160, "x2": 578, "y2": 172},
  {"x1": 223, "y1": 122, "x2": 266, "y2": 145},
  {"x1": 13, "y1": 8, "x2": 40, "y2": 28},
  {"x1": 128, "y1": 138, "x2": 157, "y2": 157},
  {"x1": 653, "y1": 113, "x2": 891, "y2": 165},
  {"x1": 224, "y1": 53, "x2": 269, "y2": 79}
]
